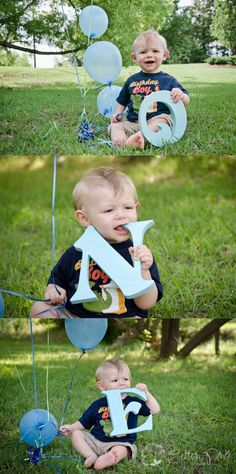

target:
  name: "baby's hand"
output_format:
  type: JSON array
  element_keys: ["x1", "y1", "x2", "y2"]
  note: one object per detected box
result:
[
  {"x1": 60, "y1": 424, "x2": 73, "y2": 436},
  {"x1": 110, "y1": 113, "x2": 122, "y2": 123},
  {"x1": 136, "y1": 383, "x2": 148, "y2": 394},
  {"x1": 44, "y1": 284, "x2": 67, "y2": 305},
  {"x1": 170, "y1": 88, "x2": 185, "y2": 104},
  {"x1": 129, "y1": 245, "x2": 153, "y2": 270}
]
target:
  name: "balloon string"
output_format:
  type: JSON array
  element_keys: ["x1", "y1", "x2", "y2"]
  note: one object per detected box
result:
[
  {"x1": 46, "y1": 320, "x2": 50, "y2": 418},
  {"x1": 59, "y1": 350, "x2": 85, "y2": 429},
  {"x1": 6, "y1": 346, "x2": 27, "y2": 395},
  {"x1": 29, "y1": 318, "x2": 38, "y2": 409},
  {"x1": 60, "y1": 1, "x2": 86, "y2": 107}
]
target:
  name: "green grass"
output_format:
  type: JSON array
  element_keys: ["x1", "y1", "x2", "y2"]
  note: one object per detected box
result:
[
  {"x1": 0, "y1": 322, "x2": 235, "y2": 474},
  {"x1": 0, "y1": 155, "x2": 235, "y2": 318},
  {"x1": 0, "y1": 64, "x2": 236, "y2": 155}
]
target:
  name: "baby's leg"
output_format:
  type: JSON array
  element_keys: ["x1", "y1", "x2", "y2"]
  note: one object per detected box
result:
[
  {"x1": 94, "y1": 445, "x2": 129, "y2": 471},
  {"x1": 149, "y1": 116, "x2": 170, "y2": 132},
  {"x1": 125, "y1": 116, "x2": 170, "y2": 149},
  {"x1": 108, "y1": 123, "x2": 127, "y2": 147},
  {"x1": 71, "y1": 430, "x2": 98, "y2": 468},
  {"x1": 30, "y1": 301, "x2": 60, "y2": 318},
  {"x1": 125, "y1": 131, "x2": 145, "y2": 149}
]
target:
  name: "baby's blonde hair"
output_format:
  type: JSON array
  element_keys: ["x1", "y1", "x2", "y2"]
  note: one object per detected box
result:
[
  {"x1": 95, "y1": 358, "x2": 131, "y2": 382},
  {"x1": 72, "y1": 167, "x2": 138, "y2": 211},
  {"x1": 132, "y1": 28, "x2": 168, "y2": 53}
]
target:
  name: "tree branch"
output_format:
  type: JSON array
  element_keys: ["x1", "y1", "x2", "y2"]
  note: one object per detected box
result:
[
  {"x1": 177, "y1": 319, "x2": 232, "y2": 357},
  {"x1": 0, "y1": 41, "x2": 81, "y2": 55}
]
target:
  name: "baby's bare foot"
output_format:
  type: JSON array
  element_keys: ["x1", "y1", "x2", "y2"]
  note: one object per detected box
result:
[
  {"x1": 126, "y1": 131, "x2": 145, "y2": 149},
  {"x1": 94, "y1": 450, "x2": 119, "y2": 470},
  {"x1": 84, "y1": 453, "x2": 98, "y2": 468}
]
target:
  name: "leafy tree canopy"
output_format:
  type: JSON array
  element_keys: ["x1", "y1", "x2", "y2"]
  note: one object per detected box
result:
[
  {"x1": 160, "y1": 0, "x2": 216, "y2": 63},
  {"x1": 212, "y1": 0, "x2": 236, "y2": 54}
]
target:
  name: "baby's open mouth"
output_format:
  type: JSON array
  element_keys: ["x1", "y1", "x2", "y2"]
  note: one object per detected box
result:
[{"x1": 114, "y1": 225, "x2": 128, "y2": 232}]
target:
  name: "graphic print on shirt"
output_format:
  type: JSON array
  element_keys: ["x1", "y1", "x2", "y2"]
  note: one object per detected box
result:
[
  {"x1": 130, "y1": 79, "x2": 160, "y2": 113},
  {"x1": 74, "y1": 258, "x2": 127, "y2": 314},
  {"x1": 98, "y1": 405, "x2": 128, "y2": 437},
  {"x1": 98, "y1": 406, "x2": 113, "y2": 436}
]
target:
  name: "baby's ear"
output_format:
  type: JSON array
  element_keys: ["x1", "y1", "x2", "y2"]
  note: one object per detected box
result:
[
  {"x1": 96, "y1": 381, "x2": 105, "y2": 391},
  {"x1": 131, "y1": 52, "x2": 137, "y2": 62},
  {"x1": 75, "y1": 210, "x2": 90, "y2": 228},
  {"x1": 163, "y1": 49, "x2": 170, "y2": 61}
]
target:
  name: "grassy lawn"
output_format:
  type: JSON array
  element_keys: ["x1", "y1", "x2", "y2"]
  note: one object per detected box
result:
[
  {"x1": 0, "y1": 320, "x2": 235, "y2": 474},
  {"x1": 0, "y1": 155, "x2": 235, "y2": 318},
  {"x1": 0, "y1": 63, "x2": 236, "y2": 155}
]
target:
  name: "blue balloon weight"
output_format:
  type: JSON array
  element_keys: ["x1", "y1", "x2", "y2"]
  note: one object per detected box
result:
[
  {"x1": 83, "y1": 41, "x2": 122, "y2": 84},
  {"x1": 97, "y1": 85, "x2": 122, "y2": 118},
  {"x1": 19, "y1": 409, "x2": 58, "y2": 447},
  {"x1": 0, "y1": 293, "x2": 4, "y2": 317},
  {"x1": 65, "y1": 318, "x2": 108, "y2": 351},
  {"x1": 79, "y1": 5, "x2": 108, "y2": 39}
]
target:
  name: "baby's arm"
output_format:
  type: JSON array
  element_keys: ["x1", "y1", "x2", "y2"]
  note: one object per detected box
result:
[
  {"x1": 45, "y1": 283, "x2": 67, "y2": 305},
  {"x1": 110, "y1": 103, "x2": 126, "y2": 123},
  {"x1": 136, "y1": 383, "x2": 160, "y2": 414},
  {"x1": 171, "y1": 88, "x2": 190, "y2": 106},
  {"x1": 129, "y1": 245, "x2": 158, "y2": 309},
  {"x1": 60, "y1": 420, "x2": 84, "y2": 436}
]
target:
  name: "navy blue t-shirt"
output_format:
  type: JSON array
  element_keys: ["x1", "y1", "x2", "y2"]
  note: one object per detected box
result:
[
  {"x1": 79, "y1": 396, "x2": 151, "y2": 444},
  {"x1": 117, "y1": 70, "x2": 189, "y2": 122},
  {"x1": 48, "y1": 239, "x2": 163, "y2": 318}
]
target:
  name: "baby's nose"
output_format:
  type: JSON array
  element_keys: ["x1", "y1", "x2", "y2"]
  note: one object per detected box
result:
[{"x1": 115, "y1": 209, "x2": 126, "y2": 218}]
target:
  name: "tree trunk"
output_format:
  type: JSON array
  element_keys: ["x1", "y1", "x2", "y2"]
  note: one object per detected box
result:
[
  {"x1": 177, "y1": 319, "x2": 231, "y2": 358},
  {"x1": 214, "y1": 328, "x2": 220, "y2": 355},
  {"x1": 33, "y1": 34, "x2": 36, "y2": 68},
  {"x1": 159, "y1": 319, "x2": 180, "y2": 359}
]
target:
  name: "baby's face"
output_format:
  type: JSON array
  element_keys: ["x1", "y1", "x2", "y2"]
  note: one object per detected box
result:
[
  {"x1": 81, "y1": 184, "x2": 138, "y2": 243},
  {"x1": 132, "y1": 37, "x2": 168, "y2": 73},
  {"x1": 98, "y1": 368, "x2": 131, "y2": 393}
]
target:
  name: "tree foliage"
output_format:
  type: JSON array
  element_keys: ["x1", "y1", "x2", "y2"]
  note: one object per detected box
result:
[
  {"x1": 212, "y1": 0, "x2": 236, "y2": 54},
  {"x1": 160, "y1": 0, "x2": 216, "y2": 63}
]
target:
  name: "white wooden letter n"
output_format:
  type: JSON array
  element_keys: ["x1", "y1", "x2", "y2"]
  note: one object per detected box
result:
[{"x1": 70, "y1": 220, "x2": 155, "y2": 304}]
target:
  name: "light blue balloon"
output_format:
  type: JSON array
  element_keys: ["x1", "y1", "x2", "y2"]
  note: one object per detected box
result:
[
  {"x1": 83, "y1": 41, "x2": 122, "y2": 84},
  {"x1": 19, "y1": 409, "x2": 58, "y2": 447},
  {"x1": 0, "y1": 293, "x2": 4, "y2": 317},
  {"x1": 65, "y1": 318, "x2": 108, "y2": 351},
  {"x1": 97, "y1": 85, "x2": 122, "y2": 118},
  {"x1": 138, "y1": 90, "x2": 187, "y2": 147},
  {"x1": 79, "y1": 5, "x2": 108, "y2": 39}
]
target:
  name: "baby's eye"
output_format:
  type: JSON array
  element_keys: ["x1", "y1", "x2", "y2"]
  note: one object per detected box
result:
[
  {"x1": 112, "y1": 379, "x2": 118, "y2": 382},
  {"x1": 104, "y1": 209, "x2": 113, "y2": 213}
]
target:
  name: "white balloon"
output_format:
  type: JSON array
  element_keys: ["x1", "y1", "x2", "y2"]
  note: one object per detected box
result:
[
  {"x1": 83, "y1": 41, "x2": 122, "y2": 84},
  {"x1": 79, "y1": 5, "x2": 108, "y2": 38},
  {"x1": 97, "y1": 85, "x2": 122, "y2": 118}
]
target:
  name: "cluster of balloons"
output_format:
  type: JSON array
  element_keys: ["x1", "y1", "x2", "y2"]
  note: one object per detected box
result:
[
  {"x1": 80, "y1": 5, "x2": 122, "y2": 118},
  {"x1": 19, "y1": 317, "x2": 108, "y2": 449}
]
